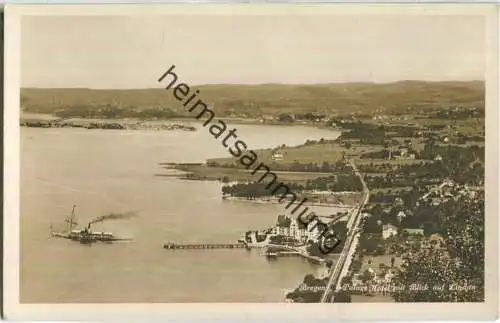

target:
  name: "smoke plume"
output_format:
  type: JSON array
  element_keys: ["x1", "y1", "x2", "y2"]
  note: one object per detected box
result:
[{"x1": 89, "y1": 211, "x2": 137, "y2": 225}]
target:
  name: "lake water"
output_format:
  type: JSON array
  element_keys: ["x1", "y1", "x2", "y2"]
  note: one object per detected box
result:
[{"x1": 20, "y1": 123, "x2": 341, "y2": 303}]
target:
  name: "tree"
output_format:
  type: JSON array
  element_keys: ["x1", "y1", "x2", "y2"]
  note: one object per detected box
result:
[
  {"x1": 361, "y1": 269, "x2": 374, "y2": 283},
  {"x1": 351, "y1": 259, "x2": 362, "y2": 272},
  {"x1": 393, "y1": 250, "x2": 478, "y2": 302},
  {"x1": 359, "y1": 234, "x2": 383, "y2": 254},
  {"x1": 321, "y1": 161, "x2": 331, "y2": 172},
  {"x1": 393, "y1": 194, "x2": 484, "y2": 302},
  {"x1": 306, "y1": 242, "x2": 326, "y2": 258},
  {"x1": 278, "y1": 113, "x2": 294, "y2": 123}
]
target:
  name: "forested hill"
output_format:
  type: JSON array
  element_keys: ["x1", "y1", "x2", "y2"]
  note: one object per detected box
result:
[{"x1": 21, "y1": 81, "x2": 484, "y2": 118}]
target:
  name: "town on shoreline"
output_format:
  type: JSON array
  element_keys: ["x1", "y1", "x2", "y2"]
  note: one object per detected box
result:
[
  {"x1": 21, "y1": 81, "x2": 485, "y2": 303},
  {"x1": 20, "y1": 114, "x2": 197, "y2": 132},
  {"x1": 161, "y1": 103, "x2": 484, "y2": 303}
]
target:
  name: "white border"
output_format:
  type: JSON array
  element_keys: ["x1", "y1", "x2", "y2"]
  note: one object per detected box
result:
[{"x1": 3, "y1": 4, "x2": 499, "y2": 321}]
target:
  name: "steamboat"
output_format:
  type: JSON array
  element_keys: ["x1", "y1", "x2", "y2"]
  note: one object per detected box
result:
[{"x1": 50, "y1": 205, "x2": 132, "y2": 244}]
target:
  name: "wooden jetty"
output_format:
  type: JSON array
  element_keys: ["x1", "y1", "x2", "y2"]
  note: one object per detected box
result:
[{"x1": 163, "y1": 242, "x2": 248, "y2": 250}]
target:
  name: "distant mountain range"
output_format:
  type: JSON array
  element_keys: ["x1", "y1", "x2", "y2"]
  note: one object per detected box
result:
[{"x1": 20, "y1": 81, "x2": 484, "y2": 118}]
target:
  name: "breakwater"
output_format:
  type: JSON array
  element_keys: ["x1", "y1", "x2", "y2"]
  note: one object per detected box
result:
[{"x1": 163, "y1": 242, "x2": 248, "y2": 250}]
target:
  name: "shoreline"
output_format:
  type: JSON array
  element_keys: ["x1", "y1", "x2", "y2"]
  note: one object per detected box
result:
[
  {"x1": 158, "y1": 164, "x2": 338, "y2": 183},
  {"x1": 22, "y1": 121, "x2": 345, "y2": 304},
  {"x1": 20, "y1": 113, "x2": 341, "y2": 131},
  {"x1": 222, "y1": 196, "x2": 355, "y2": 209},
  {"x1": 262, "y1": 243, "x2": 330, "y2": 264},
  {"x1": 20, "y1": 116, "x2": 198, "y2": 132}
]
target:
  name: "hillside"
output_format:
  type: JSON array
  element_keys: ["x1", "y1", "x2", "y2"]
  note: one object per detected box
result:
[{"x1": 20, "y1": 81, "x2": 484, "y2": 118}]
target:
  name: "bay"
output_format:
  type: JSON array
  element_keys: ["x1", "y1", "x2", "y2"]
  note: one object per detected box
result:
[{"x1": 20, "y1": 123, "x2": 341, "y2": 302}]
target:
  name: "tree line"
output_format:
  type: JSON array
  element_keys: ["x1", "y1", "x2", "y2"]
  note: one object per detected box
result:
[
  {"x1": 53, "y1": 105, "x2": 181, "y2": 119},
  {"x1": 222, "y1": 174, "x2": 364, "y2": 197},
  {"x1": 208, "y1": 160, "x2": 353, "y2": 174}
]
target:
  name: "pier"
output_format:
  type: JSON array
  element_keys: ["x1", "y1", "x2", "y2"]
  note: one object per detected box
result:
[
  {"x1": 163, "y1": 242, "x2": 248, "y2": 250},
  {"x1": 265, "y1": 250, "x2": 299, "y2": 257}
]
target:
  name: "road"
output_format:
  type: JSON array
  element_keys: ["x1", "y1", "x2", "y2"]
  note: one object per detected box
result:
[{"x1": 320, "y1": 159, "x2": 370, "y2": 303}]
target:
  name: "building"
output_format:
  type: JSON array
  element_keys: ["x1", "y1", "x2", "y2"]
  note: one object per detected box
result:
[
  {"x1": 362, "y1": 212, "x2": 371, "y2": 219},
  {"x1": 384, "y1": 269, "x2": 397, "y2": 282},
  {"x1": 431, "y1": 198, "x2": 441, "y2": 206},
  {"x1": 259, "y1": 115, "x2": 275, "y2": 123},
  {"x1": 401, "y1": 228, "x2": 424, "y2": 236},
  {"x1": 271, "y1": 215, "x2": 311, "y2": 242},
  {"x1": 272, "y1": 152, "x2": 284, "y2": 161},
  {"x1": 306, "y1": 218, "x2": 325, "y2": 241},
  {"x1": 424, "y1": 233, "x2": 445, "y2": 249},
  {"x1": 382, "y1": 224, "x2": 398, "y2": 239},
  {"x1": 396, "y1": 211, "x2": 407, "y2": 223},
  {"x1": 351, "y1": 274, "x2": 363, "y2": 286},
  {"x1": 289, "y1": 219, "x2": 307, "y2": 241},
  {"x1": 393, "y1": 197, "x2": 404, "y2": 207},
  {"x1": 272, "y1": 215, "x2": 292, "y2": 236}
]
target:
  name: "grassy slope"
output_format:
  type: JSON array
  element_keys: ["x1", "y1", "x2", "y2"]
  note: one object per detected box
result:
[
  {"x1": 208, "y1": 142, "x2": 348, "y2": 166},
  {"x1": 165, "y1": 165, "x2": 332, "y2": 183},
  {"x1": 21, "y1": 81, "x2": 484, "y2": 117},
  {"x1": 172, "y1": 141, "x2": 383, "y2": 183}
]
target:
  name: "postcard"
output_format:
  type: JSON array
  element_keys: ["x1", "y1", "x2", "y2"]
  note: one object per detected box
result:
[{"x1": 3, "y1": 3, "x2": 498, "y2": 322}]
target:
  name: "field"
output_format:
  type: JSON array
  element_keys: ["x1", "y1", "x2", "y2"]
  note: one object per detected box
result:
[
  {"x1": 208, "y1": 142, "x2": 347, "y2": 167},
  {"x1": 355, "y1": 158, "x2": 426, "y2": 166},
  {"x1": 160, "y1": 165, "x2": 332, "y2": 183}
]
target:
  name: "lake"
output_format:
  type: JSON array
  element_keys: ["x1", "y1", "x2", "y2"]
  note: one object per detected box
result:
[{"x1": 20, "y1": 123, "x2": 341, "y2": 302}]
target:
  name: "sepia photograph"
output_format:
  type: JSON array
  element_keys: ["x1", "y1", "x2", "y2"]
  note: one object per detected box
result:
[{"x1": 3, "y1": 3, "x2": 498, "y2": 321}]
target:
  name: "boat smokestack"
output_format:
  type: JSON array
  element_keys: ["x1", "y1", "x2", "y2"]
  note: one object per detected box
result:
[{"x1": 67, "y1": 205, "x2": 77, "y2": 233}]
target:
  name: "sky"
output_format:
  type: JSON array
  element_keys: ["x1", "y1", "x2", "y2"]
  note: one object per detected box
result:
[{"x1": 21, "y1": 15, "x2": 485, "y2": 88}]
